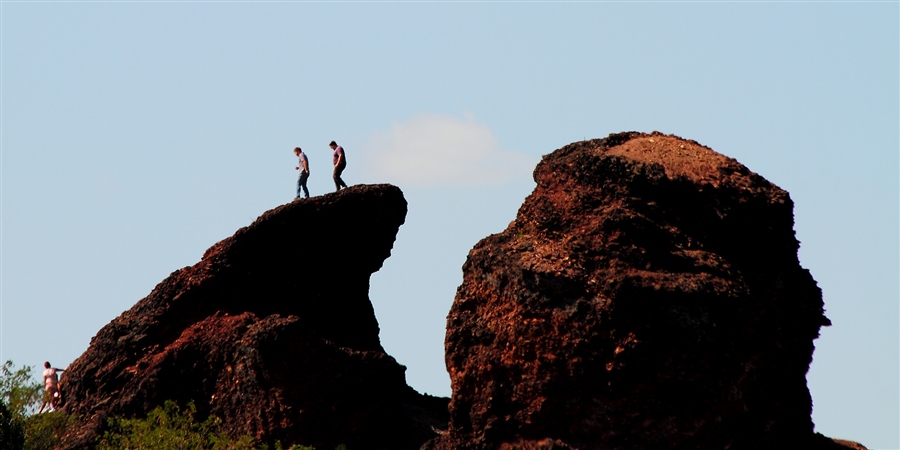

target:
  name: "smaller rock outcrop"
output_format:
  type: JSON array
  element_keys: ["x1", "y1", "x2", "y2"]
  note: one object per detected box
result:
[
  {"x1": 60, "y1": 184, "x2": 448, "y2": 450},
  {"x1": 434, "y1": 132, "x2": 862, "y2": 450}
]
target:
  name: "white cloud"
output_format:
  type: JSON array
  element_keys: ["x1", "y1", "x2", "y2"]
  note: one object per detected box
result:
[{"x1": 361, "y1": 114, "x2": 536, "y2": 187}]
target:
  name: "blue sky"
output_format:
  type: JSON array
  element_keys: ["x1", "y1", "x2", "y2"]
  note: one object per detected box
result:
[{"x1": 2, "y1": 2, "x2": 897, "y2": 448}]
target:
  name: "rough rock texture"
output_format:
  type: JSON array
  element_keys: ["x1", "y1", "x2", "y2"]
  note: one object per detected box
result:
[
  {"x1": 434, "y1": 132, "x2": 863, "y2": 450},
  {"x1": 60, "y1": 184, "x2": 448, "y2": 450}
]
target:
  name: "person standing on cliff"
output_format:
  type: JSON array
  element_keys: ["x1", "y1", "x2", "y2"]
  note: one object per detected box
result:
[
  {"x1": 38, "y1": 361, "x2": 64, "y2": 413},
  {"x1": 294, "y1": 147, "x2": 310, "y2": 199},
  {"x1": 329, "y1": 140, "x2": 348, "y2": 192}
]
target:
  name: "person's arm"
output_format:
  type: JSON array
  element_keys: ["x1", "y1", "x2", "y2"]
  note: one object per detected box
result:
[
  {"x1": 303, "y1": 158, "x2": 309, "y2": 173},
  {"x1": 336, "y1": 152, "x2": 344, "y2": 167}
]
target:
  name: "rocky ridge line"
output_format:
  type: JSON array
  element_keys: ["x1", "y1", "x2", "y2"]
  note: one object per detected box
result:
[{"x1": 60, "y1": 184, "x2": 448, "y2": 450}]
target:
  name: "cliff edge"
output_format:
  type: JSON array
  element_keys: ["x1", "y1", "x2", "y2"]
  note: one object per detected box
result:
[{"x1": 61, "y1": 184, "x2": 447, "y2": 450}]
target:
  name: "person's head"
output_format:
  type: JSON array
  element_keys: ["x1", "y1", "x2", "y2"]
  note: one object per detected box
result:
[
  {"x1": 329, "y1": 141, "x2": 337, "y2": 149},
  {"x1": 293, "y1": 147, "x2": 302, "y2": 155},
  {"x1": 44, "y1": 362, "x2": 50, "y2": 368}
]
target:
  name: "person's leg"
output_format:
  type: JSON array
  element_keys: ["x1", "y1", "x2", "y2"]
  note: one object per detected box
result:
[
  {"x1": 51, "y1": 390, "x2": 61, "y2": 410},
  {"x1": 334, "y1": 164, "x2": 348, "y2": 190},
  {"x1": 333, "y1": 166, "x2": 344, "y2": 191},
  {"x1": 299, "y1": 171, "x2": 310, "y2": 198},
  {"x1": 38, "y1": 387, "x2": 51, "y2": 413}
]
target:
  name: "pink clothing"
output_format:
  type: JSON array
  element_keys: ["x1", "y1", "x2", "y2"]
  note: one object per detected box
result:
[{"x1": 43, "y1": 368, "x2": 59, "y2": 388}]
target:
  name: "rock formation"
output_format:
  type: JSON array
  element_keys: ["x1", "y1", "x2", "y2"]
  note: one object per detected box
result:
[
  {"x1": 57, "y1": 135, "x2": 867, "y2": 450},
  {"x1": 433, "y1": 132, "x2": 863, "y2": 450},
  {"x1": 60, "y1": 184, "x2": 448, "y2": 450}
]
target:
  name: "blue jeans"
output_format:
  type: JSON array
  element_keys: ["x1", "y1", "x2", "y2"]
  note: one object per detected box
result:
[{"x1": 297, "y1": 171, "x2": 309, "y2": 198}]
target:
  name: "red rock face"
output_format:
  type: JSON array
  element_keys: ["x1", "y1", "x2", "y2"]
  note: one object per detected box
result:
[
  {"x1": 60, "y1": 184, "x2": 447, "y2": 450},
  {"x1": 435, "y1": 133, "x2": 841, "y2": 450}
]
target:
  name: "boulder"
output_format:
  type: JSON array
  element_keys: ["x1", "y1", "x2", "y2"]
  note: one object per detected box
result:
[
  {"x1": 435, "y1": 132, "x2": 860, "y2": 449},
  {"x1": 60, "y1": 184, "x2": 448, "y2": 450}
]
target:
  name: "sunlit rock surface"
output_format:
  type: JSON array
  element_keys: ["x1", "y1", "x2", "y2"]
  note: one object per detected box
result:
[
  {"x1": 433, "y1": 132, "x2": 863, "y2": 450},
  {"x1": 61, "y1": 184, "x2": 448, "y2": 450}
]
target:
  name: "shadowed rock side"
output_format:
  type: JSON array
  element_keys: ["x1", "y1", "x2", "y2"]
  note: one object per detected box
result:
[
  {"x1": 60, "y1": 184, "x2": 449, "y2": 450},
  {"x1": 432, "y1": 133, "x2": 865, "y2": 450}
]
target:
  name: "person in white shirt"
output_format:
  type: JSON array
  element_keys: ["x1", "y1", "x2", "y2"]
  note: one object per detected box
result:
[
  {"x1": 38, "y1": 361, "x2": 65, "y2": 413},
  {"x1": 294, "y1": 147, "x2": 310, "y2": 199}
]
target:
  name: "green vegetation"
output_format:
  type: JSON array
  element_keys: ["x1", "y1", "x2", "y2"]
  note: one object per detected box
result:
[
  {"x1": 1, "y1": 360, "x2": 75, "y2": 450},
  {"x1": 98, "y1": 401, "x2": 347, "y2": 449},
  {"x1": 1, "y1": 360, "x2": 346, "y2": 450},
  {"x1": 0, "y1": 399, "x2": 25, "y2": 450},
  {"x1": 98, "y1": 401, "x2": 349, "y2": 449},
  {"x1": 97, "y1": 400, "x2": 258, "y2": 450},
  {"x1": 23, "y1": 412, "x2": 76, "y2": 450},
  {"x1": 0, "y1": 361, "x2": 42, "y2": 418}
]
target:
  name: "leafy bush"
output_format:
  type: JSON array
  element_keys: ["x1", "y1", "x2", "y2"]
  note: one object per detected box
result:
[
  {"x1": 1, "y1": 360, "x2": 77, "y2": 450},
  {"x1": 23, "y1": 411, "x2": 77, "y2": 450},
  {"x1": 97, "y1": 401, "x2": 349, "y2": 449},
  {"x1": 0, "y1": 400, "x2": 25, "y2": 450},
  {"x1": 97, "y1": 400, "x2": 259, "y2": 450},
  {"x1": 0, "y1": 360, "x2": 41, "y2": 450},
  {"x1": 0, "y1": 361, "x2": 42, "y2": 418},
  {"x1": 96, "y1": 400, "x2": 341, "y2": 449},
  {"x1": 1, "y1": 363, "x2": 344, "y2": 450}
]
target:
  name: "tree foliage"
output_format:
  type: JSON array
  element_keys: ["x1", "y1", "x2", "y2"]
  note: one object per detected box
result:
[
  {"x1": 97, "y1": 400, "x2": 259, "y2": 450},
  {"x1": 0, "y1": 360, "x2": 76, "y2": 450},
  {"x1": 1, "y1": 361, "x2": 343, "y2": 450},
  {"x1": 97, "y1": 401, "x2": 343, "y2": 449},
  {"x1": 0, "y1": 400, "x2": 25, "y2": 450},
  {"x1": 23, "y1": 411, "x2": 77, "y2": 450},
  {"x1": 0, "y1": 361, "x2": 42, "y2": 418}
]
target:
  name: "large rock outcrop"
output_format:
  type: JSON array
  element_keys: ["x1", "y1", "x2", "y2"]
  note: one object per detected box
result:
[
  {"x1": 60, "y1": 184, "x2": 448, "y2": 449},
  {"x1": 434, "y1": 132, "x2": 860, "y2": 449}
]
